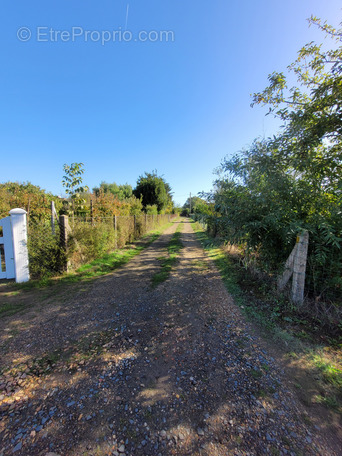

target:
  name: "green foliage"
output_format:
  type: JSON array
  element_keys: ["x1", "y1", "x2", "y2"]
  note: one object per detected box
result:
[
  {"x1": 145, "y1": 204, "x2": 158, "y2": 215},
  {"x1": 133, "y1": 171, "x2": 173, "y2": 213},
  {"x1": 183, "y1": 196, "x2": 210, "y2": 214},
  {"x1": 62, "y1": 163, "x2": 89, "y2": 216},
  {"x1": 68, "y1": 220, "x2": 116, "y2": 268},
  {"x1": 0, "y1": 182, "x2": 61, "y2": 220},
  {"x1": 208, "y1": 18, "x2": 342, "y2": 301},
  {"x1": 92, "y1": 182, "x2": 133, "y2": 200},
  {"x1": 127, "y1": 196, "x2": 144, "y2": 215},
  {"x1": 27, "y1": 219, "x2": 66, "y2": 279}
]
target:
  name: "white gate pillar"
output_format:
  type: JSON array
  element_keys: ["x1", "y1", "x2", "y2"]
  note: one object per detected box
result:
[{"x1": 9, "y1": 208, "x2": 30, "y2": 283}]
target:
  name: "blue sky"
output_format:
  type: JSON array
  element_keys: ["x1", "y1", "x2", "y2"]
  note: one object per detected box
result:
[{"x1": 1, "y1": 1, "x2": 341, "y2": 206}]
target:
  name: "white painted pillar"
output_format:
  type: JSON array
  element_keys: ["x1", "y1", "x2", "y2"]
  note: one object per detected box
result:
[{"x1": 9, "y1": 208, "x2": 30, "y2": 283}]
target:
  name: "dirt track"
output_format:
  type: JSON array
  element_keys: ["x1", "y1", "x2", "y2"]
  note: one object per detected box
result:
[{"x1": 0, "y1": 220, "x2": 338, "y2": 455}]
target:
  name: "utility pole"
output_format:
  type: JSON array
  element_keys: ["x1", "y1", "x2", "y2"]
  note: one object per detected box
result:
[{"x1": 189, "y1": 192, "x2": 192, "y2": 214}]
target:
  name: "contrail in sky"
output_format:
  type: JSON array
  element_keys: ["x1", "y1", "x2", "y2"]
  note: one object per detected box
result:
[{"x1": 125, "y1": 4, "x2": 129, "y2": 30}]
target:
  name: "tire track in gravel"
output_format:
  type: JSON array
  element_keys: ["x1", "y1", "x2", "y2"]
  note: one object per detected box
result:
[{"x1": 0, "y1": 219, "x2": 338, "y2": 456}]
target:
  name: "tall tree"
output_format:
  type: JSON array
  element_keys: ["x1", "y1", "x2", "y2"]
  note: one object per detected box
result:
[
  {"x1": 133, "y1": 171, "x2": 170, "y2": 213},
  {"x1": 62, "y1": 162, "x2": 89, "y2": 216},
  {"x1": 251, "y1": 16, "x2": 342, "y2": 188}
]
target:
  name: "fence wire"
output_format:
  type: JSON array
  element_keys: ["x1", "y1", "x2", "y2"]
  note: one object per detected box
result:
[
  {"x1": 27, "y1": 217, "x2": 65, "y2": 279},
  {"x1": 27, "y1": 213, "x2": 173, "y2": 278}
]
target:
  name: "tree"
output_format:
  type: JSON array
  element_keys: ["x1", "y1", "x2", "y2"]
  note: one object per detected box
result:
[
  {"x1": 183, "y1": 196, "x2": 208, "y2": 214},
  {"x1": 0, "y1": 182, "x2": 61, "y2": 220},
  {"x1": 62, "y1": 163, "x2": 89, "y2": 216},
  {"x1": 92, "y1": 182, "x2": 133, "y2": 200},
  {"x1": 210, "y1": 18, "x2": 342, "y2": 300},
  {"x1": 133, "y1": 171, "x2": 171, "y2": 213},
  {"x1": 251, "y1": 16, "x2": 342, "y2": 187}
]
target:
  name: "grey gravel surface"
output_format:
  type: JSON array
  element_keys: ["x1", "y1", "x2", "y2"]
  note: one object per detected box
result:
[{"x1": 0, "y1": 220, "x2": 338, "y2": 455}]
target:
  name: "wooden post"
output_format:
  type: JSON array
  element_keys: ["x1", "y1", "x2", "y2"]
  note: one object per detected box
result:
[
  {"x1": 59, "y1": 215, "x2": 71, "y2": 271},
  {"x1": 90, "y1": 200, "x2": 94, "y2": 226},
  {"x1": 114, "y1": 215, "x2": 117, "y2": 250},
  {"x1": 134, "y1": 215, "x2": 136, "y2": 238},
  {"x1": 51, "y1": 201, "x2": 56, "y2": 235},
  {"x1": 9, "y1": 208, "x2": 30, "y2": 283},
  {"x1": 59, "y1": 215, "x2": 70, "y2": 250}
]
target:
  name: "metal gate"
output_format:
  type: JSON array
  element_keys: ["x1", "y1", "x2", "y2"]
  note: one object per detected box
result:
[{"x1": 0, "y1": 216, "x2": 15, "y2": 279}]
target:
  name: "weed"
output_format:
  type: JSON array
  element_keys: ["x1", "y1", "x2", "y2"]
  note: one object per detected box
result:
[
  {"x1": 250, "y1": 369, "x2": 263, "y2": 379},
  {"x1": 314, "y1": 394, "x2": 340, "y2": 411},
  {"x1": 0, "y1": 302, "x2": 30, "y2": 318},
  {"x1": 257, "y1": 389, "x2": 267, "y2": 398},
  {"x1": 151, "y1": 256, "x2": 177, "y2": 287}
]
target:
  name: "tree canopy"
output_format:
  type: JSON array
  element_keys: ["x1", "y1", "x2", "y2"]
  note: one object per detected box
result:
[
  {"x1": 203, "y1": 17, "x2": 342, "y2": 300},
  {"x1": 0, "y1": 182, "x2": 60, "y2": 220},
  {"x1": 92, "y1": 182, "x2": 133, "y2": 200},
  {"x1": 133, "y1": 171, "x2": 173, "y2": 213}
]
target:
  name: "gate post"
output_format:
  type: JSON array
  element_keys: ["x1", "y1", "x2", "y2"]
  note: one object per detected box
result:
[{"x1": 9, "y1": 208, "x2": 30, "y2": 283}]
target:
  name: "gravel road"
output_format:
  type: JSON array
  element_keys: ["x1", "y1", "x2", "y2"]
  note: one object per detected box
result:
[{"x1": 0, "y1": 219, "x2": 338, "y2": 455}]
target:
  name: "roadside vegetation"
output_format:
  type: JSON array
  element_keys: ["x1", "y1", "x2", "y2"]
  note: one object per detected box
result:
[
  {"x1": 192, "y1": 220, "x2": 342, "y2": 416},
  {"x1": 185, "y1": 20, "x2": 342, "y2": 402},
  {"x1": 0, "y1": 168, "x2": 181, "y2": 280},
  {"x1": 188, "y1": 18, "x2": 341, "y2": 310}
]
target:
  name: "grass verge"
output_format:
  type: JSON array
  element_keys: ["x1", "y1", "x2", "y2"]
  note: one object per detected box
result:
[
  {"x1": 151, "y1": 222, "x2": 183, "y2": 287},
  {"x1": 191, "y1": 220, "x2": 342, "y2": 415}
]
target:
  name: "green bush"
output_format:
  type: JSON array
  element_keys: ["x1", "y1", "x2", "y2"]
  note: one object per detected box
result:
[
  {"x1": 68, "y1": 219, "x2": 116, "y2": 268},
  {"x1": 27, "y1": 219, "x2": 65, "y2": 279}
]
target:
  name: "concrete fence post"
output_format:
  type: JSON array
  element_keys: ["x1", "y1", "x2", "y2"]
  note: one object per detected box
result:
[
  {"x1": 292, "y1": 231, "x2": 309, "y2": 305},
  {"x1": 9, "y1": 208, "x2": 30, "y2": 283},
  {"x1": 277, "y1": 231, "x2": 309, "y2": 306}
]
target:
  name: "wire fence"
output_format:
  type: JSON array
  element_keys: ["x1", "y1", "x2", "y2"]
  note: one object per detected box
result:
[
  {"x1": 28, "y1": 213, "x2": 174, "y2": 279},
  {"x1": 27, "y1": 217, "x2": 65, "y2": 279}
]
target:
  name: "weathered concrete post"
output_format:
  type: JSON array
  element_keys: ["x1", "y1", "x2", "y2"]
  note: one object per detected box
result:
[
  {"x1": 9, "y1": 208, "x2": 30, "y2": 283},
  {"x1": 292, "y1": 231, "x2": 309, "y2": 306},
  {"x1": 277, "y1": 231, "x2": 309, "y2": 306}
]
